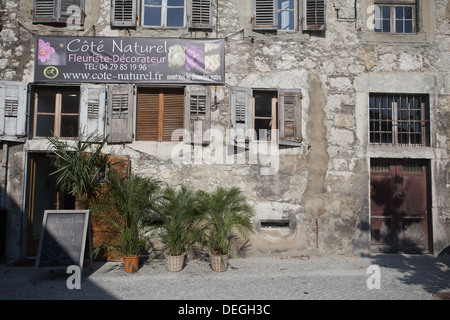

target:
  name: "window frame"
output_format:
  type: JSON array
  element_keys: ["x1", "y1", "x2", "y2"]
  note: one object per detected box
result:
[
  {"x1": 229, "y1": 87, "x2": 302, "y2": 146},
  {"x1": 141, "y1": 0, "x2": 187, "y2": 28},
  {"x1": 277, "y1": 0, "x2": 298, "y2": 32},
  {"x1": 374, "y1": 1, "x2": 416, "y2": 34},
  {"x1": 33, "y1": 86, "x2": 81, "y2": 139},
  {"x1": 369, "y1": 93, "x2": 429, "y2": 146}
]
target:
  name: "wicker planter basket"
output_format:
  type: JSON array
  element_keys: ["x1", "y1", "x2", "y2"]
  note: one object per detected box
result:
[
  {"x1": 164, "y1": 251, "x2": 186, "y2": 272},
  {"x1": 210, "y1": 254, "x2": 229, "y2": 272}
]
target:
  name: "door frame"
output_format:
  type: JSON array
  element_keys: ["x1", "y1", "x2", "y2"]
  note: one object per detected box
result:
[{"x1": 369, "y1": 158, "x2": 432, "y2": 254}]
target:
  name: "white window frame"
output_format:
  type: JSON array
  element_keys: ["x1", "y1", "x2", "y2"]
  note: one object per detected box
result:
[
  {"x1": 141, "y1": 0, "x2": 186, "y2": 28},
  {"x1": 277, "y1": 0, "x2": 298, "y2": 32},
  {"x1": 374, "y1": 1, "x2": 416, "y2": 34}
]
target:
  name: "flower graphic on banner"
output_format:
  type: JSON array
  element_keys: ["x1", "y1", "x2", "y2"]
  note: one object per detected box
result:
[
  {"x1": 38, "y1": 39, "x2": 55, "y2": 63},
  {"x1": 186, "y1": 44, "x2": 204, "y2": 72},
  {"x1": 168, "y1": 44, "x2": 186, "y2": 68}
]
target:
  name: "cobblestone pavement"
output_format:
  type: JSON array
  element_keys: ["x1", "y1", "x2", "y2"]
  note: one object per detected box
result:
[{"x1": 1, "y1": 254, "x2": 449, "y2": 302}]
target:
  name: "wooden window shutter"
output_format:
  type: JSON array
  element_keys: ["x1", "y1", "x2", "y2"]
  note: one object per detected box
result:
[
  {"x1": 33, "y1": 0, "x2": 85, "y2": 24},
  {"x1": 80, "y1": 85, "x2": 106, "y2": 140},
  {"x1": 253, "y1": 0, "x2": 277, "y2": 30},
  {"x1": 188, "y1": 0, "x2": 212, "y2": 29},
  {"x1": 185, "y1": 86, "x2": 211, "y2": 144},
  {"x1": 107, "y1": 84, "x2": 134, "y2": 143},
  {"x1": 111, "y1": 0, "x2": 137, "y2": 27},
  {"x1": 33, "y1": 0, "x2": 58, "y2": 23},
  {"x1": 58, "y1": 0, "x2": 85, "y2": 25},
  {"x1": 136, "y1": 88, "x2": 159, "y2": 141},
  {"x1": 0, "y1": 81, "x2": 28, "y2": 141},
  {"x1": 278, "y1": 89, "x2": 302, "y2": 146},
  {"x1": 229, "y1": 87, "x2": 253, "y2": 141},
  {"x1": 162, "y1": 89, "x2": 185, "y2": 142},
  {"x1": 136, "y1": 88, "x2": 184, "y2": 142},
  {"x1": 303, "y1": 0, "x2": 326, "y2": 31}
]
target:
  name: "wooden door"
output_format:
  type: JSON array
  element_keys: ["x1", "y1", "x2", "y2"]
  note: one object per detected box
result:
[{"x1": 370, "y1": 160, "x2": 430, "y2": 253}]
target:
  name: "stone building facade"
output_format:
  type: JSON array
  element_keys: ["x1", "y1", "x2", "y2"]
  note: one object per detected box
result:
[{"x1": 0, "y1": 0, "x2": 449, "y2": 262}]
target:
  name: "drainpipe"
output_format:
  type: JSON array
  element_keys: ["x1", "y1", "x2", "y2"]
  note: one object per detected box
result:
[{"x1": 0, "y1": 142, "x2": 8, "y2": 210}]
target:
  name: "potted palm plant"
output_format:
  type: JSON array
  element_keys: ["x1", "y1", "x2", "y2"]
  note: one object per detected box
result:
[
  {"x1": 197, "y1": 187, "x2": 254, "y2": 272},
  {"x1": 153, "y1": 186, "x2": 201, "y2": 272},
  {"x1": 93, "y1": 172, "x2": 160, "y2": 272},
  {"x1": 46, "y1": 132, "x2": 111, "y2": 210}
]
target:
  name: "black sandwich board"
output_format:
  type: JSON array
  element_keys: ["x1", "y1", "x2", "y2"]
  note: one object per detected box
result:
[{"x1": 33, "y1": 210, "x2": 92, "y2": 282}]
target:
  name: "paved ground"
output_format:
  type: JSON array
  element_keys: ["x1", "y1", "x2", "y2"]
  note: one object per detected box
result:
[{"x1": 1, "y1": 253, "x2": 449, "y2": 304}]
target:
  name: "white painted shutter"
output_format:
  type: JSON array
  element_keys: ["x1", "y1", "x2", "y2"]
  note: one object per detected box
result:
[
  {"x1": 0, "y1": 81, "x2": 28, "y2": 140},
  {"x1": 229, "y1": 87, "x2": 253, "y2": 141},
  {"x1": 80, "y1": 84, "x2": 106, "y2": 140},
  {"x1": 253, "y1": 0, "x2": 277, "y2": 30},
  {"x1": 111, "y1": 0, "x2": 137, "y2": 27},
  {"x1": 303, "y1": 0, "x2": 326, "y2": 31},
  {"x1": 185, "y1": 86, "x2": 211, "y2": 144},
  {"x1": 107, "y1": 84, "x2": 134, "y2": 143},
  {"x1": 188, "y1": 0, "x2": 212, "y2": 29},
  {"x1": 33, "y1": 0, "x2": 58, "y2": 23}
]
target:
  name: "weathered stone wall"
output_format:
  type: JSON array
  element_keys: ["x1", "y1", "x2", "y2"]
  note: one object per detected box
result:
[{"x1": 1, "y1": 0, "x2": 449, "y2": 260}]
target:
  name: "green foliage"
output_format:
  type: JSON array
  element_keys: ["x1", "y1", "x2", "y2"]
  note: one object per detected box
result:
[
  {"x1": 46, "y1": 132, "x2": 112, "y2": 207},
  {"x1": 92, "y1": 172, "x2": 161, "y2": 258},
  {"x1": 197, "y1": 187, "x2": 254, "y2": 255},
  {"x1": 153, "y1": 186, "x2": 202, "y2": 256}
]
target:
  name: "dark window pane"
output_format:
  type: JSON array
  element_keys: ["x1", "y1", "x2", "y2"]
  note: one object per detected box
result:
[
  {"x1": 396, "y1": 20, "x2": 403, "y2": 33},
  {"x1": 254, "y1": 93, "x2": 274, "y2": 117},
  {"x1": 36, "y1": 114, "x2": 54, "y2": 137},
  {"x1": 405, "y1": 21, "x2": 413, "y2": 33},
  {"x1": 60, "y1": 115, "x2": 79, "y2": 137},
  {"x1": 382, "y1": 6, "x2": 390, "y2": 18},
  {"x1": 37, "y1": 91, "x2": 56, "y2": 113},
  {"x1": 396, "y1": 6, "x2": 403, "y2": 19},
  {"x1": 61, "y1": 90, "x2": 79, "y2": 114},
  {"x1": 405, "y1": 6, "x2": 413, "y2": 19},
  {"x1": 255, "y1": 119, "x2": 272, "y2": 141},
  {"x1": 383, "y1": 19, "x2": 391, "y2": 32},
  {"x1": 144, "y1": 7, "x2": 161, "y2": 26},
  {"x1": 145, "y1": 0, "x2": 161, "y2": 5},
  {"x1": 168, "y1": 0, "x2": 184, "y2": 6},
  {"x1": 167, "y1": 7, "x2": 184, "y2": 27}
]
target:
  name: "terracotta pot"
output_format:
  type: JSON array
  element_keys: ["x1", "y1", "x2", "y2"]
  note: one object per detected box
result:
[
  {"x1": 210, "y1": 254, "x2": 229, "y2": 272},
  {"x1": 123, "y1": 256, "x2": 139, "y2": 273},
  {"x1": 164, "y1": 251, "x2": 186, "y2": 272}
]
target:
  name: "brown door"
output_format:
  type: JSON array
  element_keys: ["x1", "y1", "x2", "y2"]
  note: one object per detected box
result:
[{"x1": 370, "y1": 160, "x2": 430, "y2": 253}]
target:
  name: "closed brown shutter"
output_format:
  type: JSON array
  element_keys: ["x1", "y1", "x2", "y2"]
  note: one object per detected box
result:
[
  {"x1": 162, "y1": 89, "x2": 184, "y2": 142},
  {"x1": 136, "y1": 88, "x2": 159, "y2": 141},
  {"x1": 136, "y1": 88, "x2": 184, "y2": 142}
]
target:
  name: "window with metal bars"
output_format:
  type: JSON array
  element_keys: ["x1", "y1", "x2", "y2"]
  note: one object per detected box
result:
[{"x1": 369, "y1": 93, "x2": 429, "y2": 146}]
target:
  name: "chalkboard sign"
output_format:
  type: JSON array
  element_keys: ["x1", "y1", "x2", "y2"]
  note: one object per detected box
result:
[{"x1": 33, "y1": 210, "x2": 92, "y2": 281}]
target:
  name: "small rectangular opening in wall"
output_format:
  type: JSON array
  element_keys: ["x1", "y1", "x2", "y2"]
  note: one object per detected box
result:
[{"x1": 260, "y1": 219, "x2": 290, "y2": 229}]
